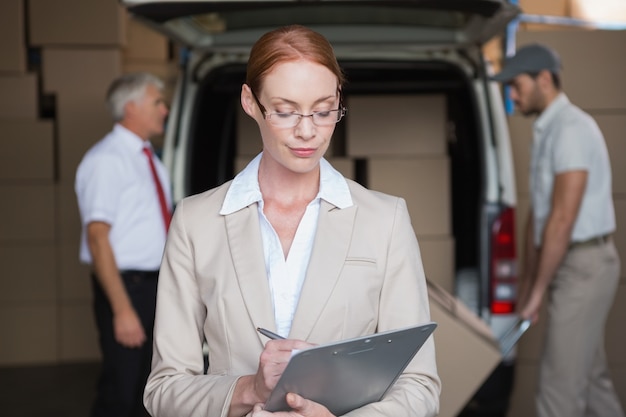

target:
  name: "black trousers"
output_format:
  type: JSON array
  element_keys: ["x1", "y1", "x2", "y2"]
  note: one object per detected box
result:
[{"x1": 91, "y1": 271, "x2": 158, "y2": 417}]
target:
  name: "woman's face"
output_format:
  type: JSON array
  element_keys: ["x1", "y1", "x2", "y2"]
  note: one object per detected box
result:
[{"x1": 245, "y1": 59, "x2": 340, "y2": 176}]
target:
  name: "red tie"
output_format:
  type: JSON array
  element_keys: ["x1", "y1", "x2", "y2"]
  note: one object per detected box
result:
[{"x1": 143, "y1": 147, "x2": 171, "y2": 231}]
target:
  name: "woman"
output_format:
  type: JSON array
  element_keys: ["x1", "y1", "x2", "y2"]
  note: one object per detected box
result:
[{"x1": 144, "y1": 25, "x2": 440, "y2": 417}]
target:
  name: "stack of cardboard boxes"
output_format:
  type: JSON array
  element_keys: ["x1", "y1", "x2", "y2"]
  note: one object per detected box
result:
[
  {"x1": 346, "y1": 94, "x2": 455, "y2": 293},
  {"x1": 0, "y1": 0, "x2": 59, "y2": 365},
  {"x1": 0, "y1": 0, "x2": 178, "y2": 366},
  {"x1": 346, "y1": 94, "x2": 503, "y2": 417}
]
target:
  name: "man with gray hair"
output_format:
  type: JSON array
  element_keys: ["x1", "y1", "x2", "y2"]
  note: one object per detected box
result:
[
  {"x1": 75, "y1": 72, "x2": 172, "y2": 417},
  {"x1": 493, "y1": 44, "x2": 623, "y2": 417}
]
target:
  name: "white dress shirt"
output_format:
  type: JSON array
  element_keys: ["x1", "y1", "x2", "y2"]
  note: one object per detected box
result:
[
  {"x1": 75, "y1": 124, "x2": 172, "y2": 270},
  {"x1": 220, "y1": 153, "x2": 353, "y2": 336}
]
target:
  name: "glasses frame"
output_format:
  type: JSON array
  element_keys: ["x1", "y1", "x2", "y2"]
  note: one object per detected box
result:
[{"x1": 251, "y1": 89, "x2": 347, "y2": 128}]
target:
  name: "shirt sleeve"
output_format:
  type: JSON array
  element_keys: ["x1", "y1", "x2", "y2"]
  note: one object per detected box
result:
[
  {"x1": 552, "y1": 115, "x2": 598, "y2": 174},
  {"x1": 78, "y1": 153, "x2": 126, "y2": 225}
]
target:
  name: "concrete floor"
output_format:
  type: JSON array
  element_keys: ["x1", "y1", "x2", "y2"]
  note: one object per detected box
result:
[
  {"x1": 0, "y1": 362, "x2": 508, "y2": 417},
  {"x1": 0, "y1": 362, "x2": 99, "y2": 417}
]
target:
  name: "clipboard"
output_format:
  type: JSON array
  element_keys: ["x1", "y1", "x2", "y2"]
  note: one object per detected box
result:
[
  {"x1": 264, "y1": 322, "x2": 437, "y2": 415},
  {"x1": 499, "y1": 317, "x2": 532, "y2": 356}
]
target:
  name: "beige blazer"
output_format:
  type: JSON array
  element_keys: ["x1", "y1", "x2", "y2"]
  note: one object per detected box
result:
[{"x1": 144, "y1": 179, "x2": 440, "y2": 417}]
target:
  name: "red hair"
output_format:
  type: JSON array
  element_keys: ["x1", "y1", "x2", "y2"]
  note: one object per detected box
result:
[{"x1": 246, "y1": 25, "x2": 345, "y2": 96}]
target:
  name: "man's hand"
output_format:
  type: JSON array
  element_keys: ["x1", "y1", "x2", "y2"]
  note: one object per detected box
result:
[
  {"x1": 250, "y1": 393, "x2": 335, "y2": 417},
  {"x1": 114, "y1": 307, "x2": 146, "y2": 348},
  {"x1": 519, "y1": 289, "x2": 543, "y2": 325}
]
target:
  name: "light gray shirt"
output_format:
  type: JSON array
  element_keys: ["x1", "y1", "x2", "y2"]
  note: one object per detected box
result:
[
  {"x1": 220, "y1": 153, "x2": 353, "y2": 336},
  {"x1": 530, "y1": 93, "x2": 615, "y2": 247}
]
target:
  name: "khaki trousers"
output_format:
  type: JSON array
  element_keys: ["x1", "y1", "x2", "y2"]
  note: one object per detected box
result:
[{"x1": 537, "y1": 240, "x2": 624, "y2": 417}]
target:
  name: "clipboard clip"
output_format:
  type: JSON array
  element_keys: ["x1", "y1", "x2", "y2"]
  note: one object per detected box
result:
[{"x1": 499, "y1": 317, "x2": 531, "y2": 356}]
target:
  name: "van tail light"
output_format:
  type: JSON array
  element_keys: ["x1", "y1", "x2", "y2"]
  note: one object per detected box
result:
[{"x1": 490, "y1": 207, "x2": 517, "y2": 315}]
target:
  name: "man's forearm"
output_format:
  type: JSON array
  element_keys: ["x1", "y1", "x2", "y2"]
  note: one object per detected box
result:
[
  {"x1": 532, "y1": 216, "x2": 572, "y2": 298},
  {"x1": 87, "y1": 224, "x2": 133, "y2": 314}
]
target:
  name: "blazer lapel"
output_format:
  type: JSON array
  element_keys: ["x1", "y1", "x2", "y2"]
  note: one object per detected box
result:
[
  {"x1": 289, "y1": 200, "x2": 357, "y2": 340},
  {"x1": 225, "y1": 205, "x2": 276, "y2": 342}
]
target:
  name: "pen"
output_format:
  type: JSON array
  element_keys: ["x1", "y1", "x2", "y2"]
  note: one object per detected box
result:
[{"x1": 257, "y1": 327, "x2": 285, "y2": 340}]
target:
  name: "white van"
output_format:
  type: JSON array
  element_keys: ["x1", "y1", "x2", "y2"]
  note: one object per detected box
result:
[{"x1": 123, "y1": 1, "x2": 521, "y2": 415}]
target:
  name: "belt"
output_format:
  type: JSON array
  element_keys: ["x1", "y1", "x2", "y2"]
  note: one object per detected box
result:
[
  {"x1": 119, "y1": 270, "x2": 159, "y2": 277},
  {"x1": 569, "y1": 234, "x2": 611, "y2": 249}
]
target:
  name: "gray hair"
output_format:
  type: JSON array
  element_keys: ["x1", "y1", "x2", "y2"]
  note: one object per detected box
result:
[{"x1": 106, "y1": 72, "x2": 164, "y2": 121}]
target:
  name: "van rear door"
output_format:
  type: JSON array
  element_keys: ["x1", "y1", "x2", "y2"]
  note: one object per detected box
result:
[{"x1": 122, "y1": 0, "x2": 519, "y2": 50}]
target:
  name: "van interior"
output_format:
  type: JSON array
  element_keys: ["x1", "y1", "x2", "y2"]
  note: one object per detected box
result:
[{"x1": 184, "y1": 59, "x2": 482, "y2": 295}]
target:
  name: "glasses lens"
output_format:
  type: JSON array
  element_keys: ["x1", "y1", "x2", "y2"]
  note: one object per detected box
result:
[
  {"x1": 267, "y1": 108, "x2": 345, "y2": 128},
  {"x1": 268, "y1": 113, "x2": 300, "y2": 128},
  {"x1": 312, "y1": 110, "x2": 341, "y2": 126}
]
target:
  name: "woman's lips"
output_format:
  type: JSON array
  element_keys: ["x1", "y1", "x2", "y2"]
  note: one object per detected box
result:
[{"x1": 291, "y1": 147, "x2": 317, "y2": 157}]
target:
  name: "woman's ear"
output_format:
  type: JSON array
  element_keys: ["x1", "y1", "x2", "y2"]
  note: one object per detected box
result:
[{"x1": 241, "y1": 84, "x2": 257, "y2": 118}]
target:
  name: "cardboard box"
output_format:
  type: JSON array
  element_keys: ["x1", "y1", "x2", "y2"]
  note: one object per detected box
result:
[
  {"x1": 42, "y1": 47, "x2": 121, "y2": 96},
  {"x1": 56, "y1": 182, "x2": 82, "y2": 245},
  {"x1": 326, "y1": 158, "x2": 354, "y2": 180},
  {"x1": 0, "y1": 120, "x2": 54, "y2": 181},
  {"x1": 368, "y1": 157, "x2": 451, "y2": 236},
  {"x1": 59, "y1": 302, "x2": 100, "y2": 361},
  {"x1": 0, "y1": 185, "x2": 55, "y2": 242},
  {"x1": 0, "y1": 302, "x2": 58, "y2": 365},
  {"x1": 0, "y1": 0, "x2": 26, "y2": 72},
  {"x1": 346, "y1": 95, "x2": 447, "y2": 157},
  {"x1": 42, "y1": 48, "x2": 121, "y2": 181},
  {"x1": 123, "y1": 15, "x2": 170, "y2": 61},
  {"x1": 419, "y1": 236, "x2": 455, "y2": 293},
  {"x1": 516, "y1": 0, "x2": 573, "y2": 31},
  {"x1": 516, "y1": 30, "x2": 626, "y2": 111},
  {"x1": 0, "y1": 244, "x2": 57, "y2": 302},
  {"x1": 0, "y1": 73, "x2": 38, "y2": 119},
  {"x1": 518, "y1": 0, "x2": 568, "y2": 16},
  {"x1": 58, "y1": 243, "x2": 91, "y2": 301},
  {"x1": 29, "y1": 0, "x2": 126, "y2": 46},
  {"x1": 427, "y1": 279, "x2": 502, "y2": 417}
]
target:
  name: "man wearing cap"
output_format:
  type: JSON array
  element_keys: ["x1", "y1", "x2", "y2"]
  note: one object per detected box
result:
[{"x1": 492, "y1": 44, "x2": 623, "y2": 417}]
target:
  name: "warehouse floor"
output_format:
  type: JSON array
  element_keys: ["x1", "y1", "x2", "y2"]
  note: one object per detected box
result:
[
  {"x1": 0, "y1": 362, "x2": 99, "y2": 417},
  {"x1": 0, "y1": 362, "x2": 509, "y2": 417}
]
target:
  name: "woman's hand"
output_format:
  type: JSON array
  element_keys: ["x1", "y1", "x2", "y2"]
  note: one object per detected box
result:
[
  {"x1": 253, "y1": 339, "x2": 314, "y2": 401},
  {"x1": 250, "y1": 393, "x2": 335, "y2": 417}
]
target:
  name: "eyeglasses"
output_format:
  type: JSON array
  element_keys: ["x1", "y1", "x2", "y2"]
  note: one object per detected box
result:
[{"x1": 251, "y1": 90, "x2": 346, "y2": 128}]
